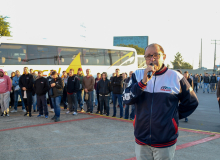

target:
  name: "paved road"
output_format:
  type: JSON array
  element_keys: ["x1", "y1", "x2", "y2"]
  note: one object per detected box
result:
[{"x1": 178, "y1": 87, "x2": 220, "y2": 133}]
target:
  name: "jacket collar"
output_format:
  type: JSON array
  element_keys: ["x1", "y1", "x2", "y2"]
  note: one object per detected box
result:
[{"x1": 155, "y1": 64, "x2": 168, "y2": 76}]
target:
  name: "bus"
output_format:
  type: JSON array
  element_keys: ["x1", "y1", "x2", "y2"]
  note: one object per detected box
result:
[
  {"x1": 0, "y1": 37, "x2": 138, "y2": 78},
  {"x1": 137, "y1": 55, "x2": 147, "y2": 68}
]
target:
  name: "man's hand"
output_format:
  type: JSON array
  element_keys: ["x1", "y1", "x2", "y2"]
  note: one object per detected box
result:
[
  {"x1": 217, "y1": 97, "x2": 219, "y2": 101},
  {"x1": 51, "y1": 83, "x2": 56, "y2": 87},
  {"x1": 84, "y1": 88, "x2": 88, "y2": 93},
  {"x1": 142, "y1": 65, "x2": 156, "y2": 84},
  {"x1": 22, "y1": 87, "x2": 26, "y2": 91}
]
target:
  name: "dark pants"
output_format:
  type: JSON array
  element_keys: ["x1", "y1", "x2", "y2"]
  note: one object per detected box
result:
[
  {"x1": 77, "y1": 90, "x2": 84, "y2": 109},
  {"x1": 51, "y1": 96, "x2": 61, "y2": 117},
  {"x1": 10, "y1": 90, "x2": 14, "y2": 107},
  {"x1": 63, "y1": 88, "x2": 67, "y2": 109},
  {"x1": 125, "y1": 104, "x2": 135, "y2": 119},
  {"x1": 48, "y1": 95, "x2": 54, "y2": 109},
  {"x1": 99, "y1": 95, "x2": 109, "y2": 115},
  {"x1": 113, "y1": 93, "x2": 123, "y2": 117},
  {"x1": 85, "y1": 91, "x2": 93, "y2": 113},
  {"x1": 23, "y1": 91, "x2": 32, "y2": 114},
  {"x1": 37, "y1": 94, "x2": 48, "y2": 116},
  {"x1": 96, "y1": 93, "x2": 100, "y2": 111},
  {"x1": 67, "y1": 93, "x2": 78, "y2": 112},
  {"x1": 193, "y1": 83, "x2": 198, "y2": 92}
]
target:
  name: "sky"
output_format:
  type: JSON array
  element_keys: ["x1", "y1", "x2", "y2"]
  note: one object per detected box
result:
[{"x1": 1, "y1": 0, "x2": 220, "y2": 69}]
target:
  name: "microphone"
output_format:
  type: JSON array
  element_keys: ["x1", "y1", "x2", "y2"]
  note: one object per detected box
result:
[{"x1": 147, "y1": 63, "x2": 154, "y2": 78}]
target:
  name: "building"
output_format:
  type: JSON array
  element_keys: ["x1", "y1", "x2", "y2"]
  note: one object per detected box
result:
[{"x1": 113, "y1": 36, "x2": 149, "y2": 49}]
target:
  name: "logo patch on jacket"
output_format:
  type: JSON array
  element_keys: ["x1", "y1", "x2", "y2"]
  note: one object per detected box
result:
[{"x1": 160, "y1": 86, "x2": 171, "y2": 91}]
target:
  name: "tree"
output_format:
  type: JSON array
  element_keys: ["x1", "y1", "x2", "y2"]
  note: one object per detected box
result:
[
  {"x1": 0, "y1": 16, "x2": 11, "y2": 36},
  {"x1": 171, "y1": 52, "x2": 193, "y2": 69},
  {"x1": 117, "y1": 44, "x2": 145, "y2": 55}
]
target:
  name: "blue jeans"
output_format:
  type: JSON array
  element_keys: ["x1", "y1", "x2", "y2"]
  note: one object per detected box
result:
[
  {"x1": 77, "y1": 90, "x2": 84, "y2": 109},
  {"x1": 14, "y1": 89, "x2": 25, "y2": 110},
  {"x1": 113, "y1": 94, "x2": 123, "y2": 117},
  {"x1": 203, "y1": 83, "x2": 209, "y2": 93},
  {"x1": 125, "y1": 104, "x2": 135, "y2": 119},
  {"x1": 85, "y1": 91, "x2": 94, "y2": 112},
  {"x1": 99, "y1": 95, "x2": 110, "y2": 115},
  {"x1": 32, "y1": 94, "x2": 38, "y2": 110},
  {"x1": 51, "y1": 96, "x2": 61, "y2": 117}
]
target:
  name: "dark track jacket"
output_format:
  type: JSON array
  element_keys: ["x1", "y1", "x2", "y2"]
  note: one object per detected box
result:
[{"x1": 123, "y1": 66, "x2": 198, "y2": 148}]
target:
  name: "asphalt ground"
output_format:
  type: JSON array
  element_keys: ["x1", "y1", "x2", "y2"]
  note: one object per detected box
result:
[{"x1": 1, "y1": 86, "x2": 220, "y2": 160}]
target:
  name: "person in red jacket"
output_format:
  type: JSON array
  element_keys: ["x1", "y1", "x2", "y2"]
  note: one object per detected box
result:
[{"x1": 0, "y1": 69, "x2": 12, "y2": 116}]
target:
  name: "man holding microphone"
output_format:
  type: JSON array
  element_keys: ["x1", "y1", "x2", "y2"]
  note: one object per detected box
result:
[{"x1": 123, "y1": 44, "x2": 198, "y2": 160}]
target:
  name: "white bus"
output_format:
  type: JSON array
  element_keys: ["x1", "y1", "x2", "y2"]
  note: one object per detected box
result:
[
  {"x1": 137, "y1": 55, "x2": 147, "y2": 68},
  {"x1": 0, "y1": 37, "x2": 138, "y2": 78}
]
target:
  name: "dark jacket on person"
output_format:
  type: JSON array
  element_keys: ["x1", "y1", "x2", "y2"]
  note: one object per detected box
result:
[
  {"x1": 19, "y1": 73, "x2": 34, "y2": 92},
  {"x1": 66, "y1": 75, "x2": 80, "y2": 93},
  {"x1": 47, "y1": 76, "x2": 53, "y2": 85},
  {"x1": 193, "y1": 76, "x2": 198, "y2": 83},
  {"x1": 210, "y1": 76, "x2": 217, "y2": 83},
  {"x1": 123, "y1": 66, "x2": 198, "y2": 148},
  {"x1": 111, "y1": 75, "x2": 123, "y2": 94},
  {"x1": 98, "y1": 79, "x2": 111, "y2": 95},
  {"x1": 203, "y1": 76, "x2": 210, "y2": 83},
  {"x1": 50, "y1": 77, "x2": 64, "y2": 98},
  {"x1": 34, "y1": 77, "x2": 50, "y2": 96},
  {"x1": 200, "y1": 76, "x2": 203, "y2": 82},
  {"x1": 216, "y1": 80, "x2": 220, "y2": 97},
  {"x1": 187, "y1": 77, "x2": 193, "y2": 87}
]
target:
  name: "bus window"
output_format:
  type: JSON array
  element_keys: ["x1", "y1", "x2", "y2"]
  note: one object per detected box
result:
[
  {"x1": 27, "y1": 45, "x2": 58, "y2": 65},
  {"x1": 104, "y1": 50, "x2": 110, "y2": 65},
  {"x1": 58, "y1": 47, "x2": 82, "y2": 65},
  {"x1": 108, "y1": 50, "x2": 121, "y2": 66},
  {"x1": 120, "y1": 51, "x2": 135, "y2": 66},
  {"x1": 81, "y1": 49, "x2": 105, "y2": 65},
  {"x1": 0, "y1": 44, "x2": 28, "y2": 65}
]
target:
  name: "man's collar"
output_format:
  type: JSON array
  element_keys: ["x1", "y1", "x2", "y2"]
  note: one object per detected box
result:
[{"x1": 155, "y1": 64, "x2": 168, "y2": 76}]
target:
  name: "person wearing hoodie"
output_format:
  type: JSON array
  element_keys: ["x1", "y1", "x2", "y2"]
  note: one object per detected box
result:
[
  {"x1": 66, "y1": 69, "x2": 80, "y2": 115},
  {"x1": 50, "y1": 71, "x2": 64, "y2": 122},
  {"x1": 11, "y1": 70, "x2": 26, "y2": 113},
  {"x1": 34, "y1": 71, "x2": 50, "y2": 119},
  {"x1": 97, "y1": 72, "x2": 111, "y2": 116},
  {"x1": 77, "y1": 68, "x2": 85, "y2": 112},
  {"x1": 0, "y1": 69, "x2": 12, "y2": 116},
  {"x1": 19, "y1": 67, "x2": 34, "y2": 117}
]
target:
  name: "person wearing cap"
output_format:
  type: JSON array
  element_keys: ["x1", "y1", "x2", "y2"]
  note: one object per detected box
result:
[
  {"x1": 77, "y1": 68, "x2": 85, "y2": 112},
  {"x1": 34, "y1": 71, "x2": 50, "y2": 118},
  {"x1": 50, "y1": 71, "x2": 64, "y2": 122},
  {"x1": 47, "y1": 70, "x2": 55, "y2": 112}
]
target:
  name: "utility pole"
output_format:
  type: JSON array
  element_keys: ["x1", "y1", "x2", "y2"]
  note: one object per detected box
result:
[
  {"x1": 211, "y1": 40, "x2": 220, "y2": 70},
  {"x1": 200, "y1": 39, "x2": 202, "y2": 68}
]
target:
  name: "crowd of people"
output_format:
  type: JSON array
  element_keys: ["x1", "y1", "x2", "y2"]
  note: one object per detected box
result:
[{"x1": 0, "y1": 67, "x2": 135, "y2": 122}]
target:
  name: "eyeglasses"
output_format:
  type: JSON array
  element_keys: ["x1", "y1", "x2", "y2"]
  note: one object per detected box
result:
[{"x1": 144, "y1": 53, "x2": 161, "y2": 60}]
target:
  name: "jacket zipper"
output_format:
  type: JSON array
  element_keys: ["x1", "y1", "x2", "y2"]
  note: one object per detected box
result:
[{"x1": 150, "y1": 75, "x2": 157, "y2": 146}]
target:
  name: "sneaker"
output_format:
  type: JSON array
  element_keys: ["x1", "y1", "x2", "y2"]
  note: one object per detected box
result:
[
  {"x1": 22, "y1": 109, "x2": 26, "y2": 112},
  {"x1": 86, "y1": 111, "x2": 90, "y2": 113},
  {"x1": 37, "y1": 114, "x2": 43, "y2": 117},
  {"x1": 73, "y1": 112, "x2": 78, "y2": 115},
  {"x1": 54, "y1": 117, "x2": 60, "y2": 122},
  {"x1": 1, "y1": 113, "x2": 4, "y2": 116},
  {"x1": 6, "y1": 113, "x2": 9, "y2": 117},
  {"x1": 45, "y1": 115, "x2": 48, "y2": 119},
  {"x1": 50, "y1": 109, "x2": 54, "y2": 113},
  {"x1": 24, "y1": 113, "x2": 28, "y2": 116},
  {"x1": 185, "y1": 117, "x2": 188, "y2": 122},
  {"x1": 96, "y1": 111, "x2": 100, "y2": 114},
  {"x1": 112, "y1": 115, "x2": 116, "y2": 117},
  {"x1": 80, "y1": 109, "x2": 85, "y2": 113},
  {"x1": 11, "y1": 109, "x2": 17, "y2": 113},
  {"x1": 51, "y1": 115, "x2": 56, "y2": 120},
  {"x1": 90, "y1": 112, "x2": 93, "y2": 114},
  {"x1": 100, "y1": 113, "x2": 103, "y2": 115},
  {"x1": 29, "y1": 113, "x2": 32, "y2": 117},
  {"x1": 66, "y1": 111, "x2": 70, "y2": 114}
]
